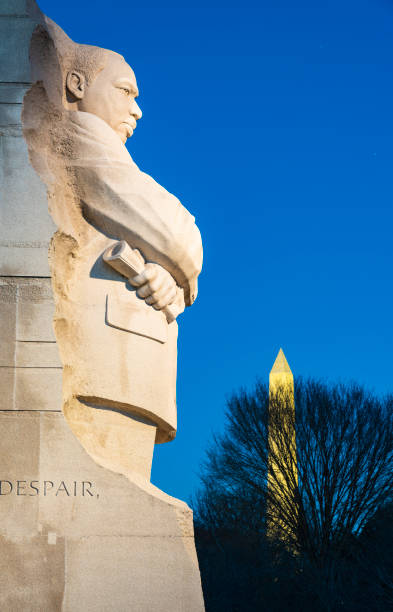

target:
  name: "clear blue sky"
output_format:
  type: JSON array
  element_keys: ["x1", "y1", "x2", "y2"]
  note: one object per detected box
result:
[{"x1": 39, "y1": 0, "x2": 393, "y2": 502}]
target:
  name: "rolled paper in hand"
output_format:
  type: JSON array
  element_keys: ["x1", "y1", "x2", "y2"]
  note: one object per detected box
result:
[{"x1": 103, "y1": 241, "x2": 181, "y2": 323}]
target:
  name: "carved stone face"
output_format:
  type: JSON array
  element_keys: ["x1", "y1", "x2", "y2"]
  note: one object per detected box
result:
[{"x1": 67, "y1": 52, "x2": 142, "y2": 143}]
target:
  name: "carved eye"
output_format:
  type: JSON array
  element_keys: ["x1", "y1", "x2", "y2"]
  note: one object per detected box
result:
[{"x1": 119, "y1": 87, "x2": 130, "y2": 95}]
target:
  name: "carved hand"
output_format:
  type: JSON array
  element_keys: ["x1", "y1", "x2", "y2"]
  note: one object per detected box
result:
[{"x1": 129, "y1": 263, "x2": 177, "y2": 311}]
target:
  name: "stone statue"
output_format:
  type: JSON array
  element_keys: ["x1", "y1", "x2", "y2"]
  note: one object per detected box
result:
[
  {"x1": 23, "y1": 16, "x2": 203, "y2": 485},
  {"x1": 0, "y1": 4, "x2": 204, "y2": 608}
]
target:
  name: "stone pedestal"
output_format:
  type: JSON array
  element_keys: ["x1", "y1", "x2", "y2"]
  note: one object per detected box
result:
[{"x1": 0, "y1": 410, "x2": 204, "y2": 611}]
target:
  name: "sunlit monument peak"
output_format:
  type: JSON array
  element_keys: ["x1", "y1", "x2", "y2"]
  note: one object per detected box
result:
[
  {"x1": 270, "y1": 348, "x2": 292, "y2": 374},
  {"x1": 270, "y1": 348, "x2": 293, "y2": 392}
]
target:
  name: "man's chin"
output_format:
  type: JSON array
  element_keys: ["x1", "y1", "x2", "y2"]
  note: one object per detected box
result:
[
  {"x1": 114, "y1": 127, "x2": 131, "y2": 144},
  {"x1": 118, "y1": 124, "x2": 134, "y2": 143}
]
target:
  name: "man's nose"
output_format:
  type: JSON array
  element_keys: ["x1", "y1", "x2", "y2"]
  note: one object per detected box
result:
[{"x1": 131, "y1": 99, "x2": 142, "y2": 121}]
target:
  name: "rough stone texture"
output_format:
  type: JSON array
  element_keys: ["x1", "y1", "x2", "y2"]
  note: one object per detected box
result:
[{"x1": 0, "y1": 411, "x2": 204, "y2": 611}]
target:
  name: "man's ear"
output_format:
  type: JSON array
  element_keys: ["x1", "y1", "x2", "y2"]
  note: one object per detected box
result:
[{"x1": 66, "y1": 71, "x2": 86, "y2": 100}]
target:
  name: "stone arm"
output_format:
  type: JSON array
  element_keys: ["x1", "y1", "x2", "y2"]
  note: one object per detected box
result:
[{"x1": 74, "y1": 163, "x2": 203, "y2": 306}]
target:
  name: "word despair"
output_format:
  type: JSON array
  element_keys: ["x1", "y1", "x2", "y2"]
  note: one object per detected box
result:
[{"x1": 0, "y1": 480, "x2": 98, "y2": 497}]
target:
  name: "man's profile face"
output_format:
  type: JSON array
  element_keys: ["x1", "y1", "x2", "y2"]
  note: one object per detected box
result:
[{"x1": 73, "y1": 53, "x2": 142, "y2": 143}]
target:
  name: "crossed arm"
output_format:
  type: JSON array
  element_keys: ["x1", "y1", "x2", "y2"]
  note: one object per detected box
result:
[{"x1": 75, "y1": 158, "x2": 202, "y2": 311}]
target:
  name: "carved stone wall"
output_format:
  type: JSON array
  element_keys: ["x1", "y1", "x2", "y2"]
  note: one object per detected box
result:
[{"x1": 0, "y1": 0, "x2": 61, "y2": 411}]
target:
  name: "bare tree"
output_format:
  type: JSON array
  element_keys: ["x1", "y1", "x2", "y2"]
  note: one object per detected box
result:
[{"x1": 194, "y1": 379, "x2": 393, "y2": 611}]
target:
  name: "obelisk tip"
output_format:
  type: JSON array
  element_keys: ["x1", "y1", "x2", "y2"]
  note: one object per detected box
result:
[{"x1": 270, "y1": 348, "x2": 292, "y2": 375}]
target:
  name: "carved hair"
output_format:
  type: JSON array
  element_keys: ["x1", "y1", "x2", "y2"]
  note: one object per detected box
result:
[
  {"x1": 29, "y1": 18, "x2": 124, "y2": 106},
  {"x1": 66, "y1": 45, "x2": 114, "y2": 86}
]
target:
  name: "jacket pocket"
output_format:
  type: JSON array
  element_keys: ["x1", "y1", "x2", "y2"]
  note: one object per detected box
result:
[{"x1": 105, "y1": 294, "x2": 167, "y2": 344}]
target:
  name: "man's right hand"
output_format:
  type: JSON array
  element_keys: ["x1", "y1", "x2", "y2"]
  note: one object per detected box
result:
[{"x1": 129, "y1": 263, "x2": 177, "y2": 311}]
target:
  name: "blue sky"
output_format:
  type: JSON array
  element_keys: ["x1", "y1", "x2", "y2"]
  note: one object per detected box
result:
[{"x1": 39, "y1": 0, "x2": 393, "y2": 502}]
